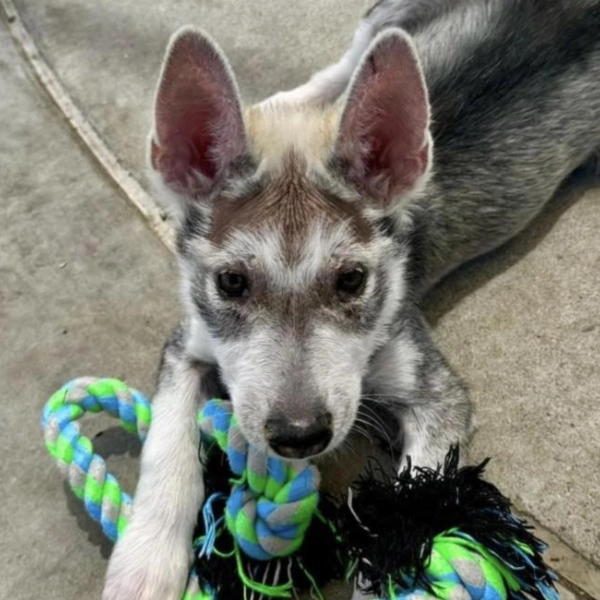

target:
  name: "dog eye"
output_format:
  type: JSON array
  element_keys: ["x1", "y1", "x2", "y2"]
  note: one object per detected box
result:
[
  {"x1": 336, "y1": 267, "x2": 366, "y2": 298},
  {"x1": 217, "y1": 271, "x2": 249, "y2": 298}
]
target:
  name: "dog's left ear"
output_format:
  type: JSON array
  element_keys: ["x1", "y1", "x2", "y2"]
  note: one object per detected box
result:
[
  {"x1": 150, "y1": 27, "x2": 246, "y2": 201},
  {"x1": 333, "y1": 29, "x2": 432, "y2": 208}
]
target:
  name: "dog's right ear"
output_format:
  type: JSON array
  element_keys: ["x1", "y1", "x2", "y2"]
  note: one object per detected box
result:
[
  {"x1": 333, "y1": 29, "x2": 431, "y2": 210},
  {"x1": 150, "y1": 27, "x2": 246, "y2": 206}
]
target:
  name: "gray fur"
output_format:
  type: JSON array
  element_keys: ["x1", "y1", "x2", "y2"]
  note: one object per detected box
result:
[
  {"x1": 382, "y1": 0, "x2": 600, "y2": 291},
  {"x1": 339, "y1": 0, "x2": 600, "y2": 468},
  {"x1": 160, "y1": 0, "x2": 600, "y2": 469}
]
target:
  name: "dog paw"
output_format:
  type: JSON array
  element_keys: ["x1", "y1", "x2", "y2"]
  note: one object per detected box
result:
[{"x1": 102, "y1": 528, "x2": 191, "y2": 600}]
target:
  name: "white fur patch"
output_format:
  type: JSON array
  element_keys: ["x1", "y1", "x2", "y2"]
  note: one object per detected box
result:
[
  {"x1": 102, "y1": 362, "x2": 204, "y2": 600},
  {"x1": 245, "y1": 103, "x2": 340, "y2": 174}
]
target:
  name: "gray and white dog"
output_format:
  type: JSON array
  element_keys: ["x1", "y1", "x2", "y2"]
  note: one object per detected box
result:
[{"x1": 103, "y1": 1, "x2": 600, "y2": 598}]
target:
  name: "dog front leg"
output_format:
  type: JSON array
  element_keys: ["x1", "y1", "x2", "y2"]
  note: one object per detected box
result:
[
  {"x1": 103, "y1": 348, "x2": 206, "y2": 600},
  {"x1": 365, "y1": 308, "x2": 473, "y2": 471}
]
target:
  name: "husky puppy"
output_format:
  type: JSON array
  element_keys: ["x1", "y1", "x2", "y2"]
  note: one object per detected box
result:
[{"x1": 103, "y1": 1, "x2": 600, "y2": 598}]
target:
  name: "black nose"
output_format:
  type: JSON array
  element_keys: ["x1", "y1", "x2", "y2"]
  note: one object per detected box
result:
[{"x1": 265, "y1": 412, "x2": 333, "y2": 459}]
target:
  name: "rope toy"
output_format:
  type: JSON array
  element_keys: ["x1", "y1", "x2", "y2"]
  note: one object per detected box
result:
[
  {"x1": 41, "y1": 377, "x2": 147, "y2": 541},
  {"x1": 42, "y1": 377, "x2": 559, "y2": 600},
  {"x1": 341, "y1": 450, "x2": 560, "y2": 600},
  {"x1": 198, "y1": 399, "x2": 319, "y2": 561},
  {"x1": 41, "y1": 378, "x2": 339, "y2": 599},
  {"x1": 41, "y1": 378, "x2": 208, "y2": 597}
]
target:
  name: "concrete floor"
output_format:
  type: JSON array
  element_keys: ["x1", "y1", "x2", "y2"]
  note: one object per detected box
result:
[
  {"x1": 1, "y1": 1, "x2": 599, "y2": 598},
  {"x1": 0, "y1": 16, "x2": 178, "y2": 600}
]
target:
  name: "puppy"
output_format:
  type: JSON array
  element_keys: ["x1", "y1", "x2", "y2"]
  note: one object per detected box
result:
[{"x1": 103, "y1": 1, "x2": 600, "y2": 598}]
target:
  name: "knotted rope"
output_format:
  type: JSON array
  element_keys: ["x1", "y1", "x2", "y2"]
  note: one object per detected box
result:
[
  {"x1": 392, "y1": 531, "x2": 520, "y2": 600},
  {"x1": 198, "y1": 400, "x2": 319, "y2": 561},
  {"x1": 41, "y1": 377, "x2": 320, "y2": 599},
  {"x1": 343, "y1": 449, "x2": 559, "y2": 600},
  {"x1": 41, "y1": 377, "x2": 557, "y2": 600}
]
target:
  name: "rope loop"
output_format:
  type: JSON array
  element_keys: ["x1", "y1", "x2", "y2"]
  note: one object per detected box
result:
[
  {"x1": 199, "y1": 399, "x2": 320, "y2": 561},
  {"x1": 41, "y1": 377, "x2": 151, "y2": 541}
]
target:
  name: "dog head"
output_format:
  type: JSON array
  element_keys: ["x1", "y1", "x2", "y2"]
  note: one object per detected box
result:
[{"x1": 149, "y1": 27, "x2": 432, "y2": 459}]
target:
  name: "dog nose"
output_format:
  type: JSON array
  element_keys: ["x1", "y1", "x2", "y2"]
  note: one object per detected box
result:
[{"x1": 265, "y1": 412, "x2": 333, "y2": 459}]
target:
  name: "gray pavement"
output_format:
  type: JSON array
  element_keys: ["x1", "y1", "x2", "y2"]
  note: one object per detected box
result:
[
  {"x1": 0, "y1": 17, "x2": 178, "y2": 599},
  {"x1": 1, "y1": 1, "x2": 599, "y2": 599}
]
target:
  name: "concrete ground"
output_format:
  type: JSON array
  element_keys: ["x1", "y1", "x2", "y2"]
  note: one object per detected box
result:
[{"x1": 0, "y1": 1, "x2": 598, "y2": 599}]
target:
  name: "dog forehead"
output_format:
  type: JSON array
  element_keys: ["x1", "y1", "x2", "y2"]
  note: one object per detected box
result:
[{"x1": 208, "y1": 151, "x2": 372, "y2": 253}]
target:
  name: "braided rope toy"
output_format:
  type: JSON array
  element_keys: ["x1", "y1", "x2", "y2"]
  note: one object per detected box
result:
[
  {"x1": 341, "y1": 453, "x2": 560, "y2": 600},
  {"x1": 198, "y1": 399, "x2": 319, "y2": 561},
  {"x1": 42, "y1": 377, "x2": 559, "y2": 600},
  {"x1": 41, "y1": 378, "x2": 147, "y2": 542},
  {"x1": 41, "y1": 377, "x2": 326, "y2": 599},
  {"x1": 42, "y1": 378, "x2": 200, "y2": 597},
  {"x1": 372, "y1": 530, "x2": 546, "y2": 600}
]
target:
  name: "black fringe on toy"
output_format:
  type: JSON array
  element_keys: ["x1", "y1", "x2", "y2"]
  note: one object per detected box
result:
[
  {"x1": 192, "y1": 443, "x2": 345, "y2": 599},
  {"x1": 338, "y1": 445, "x2": 557, "y2": 599}
]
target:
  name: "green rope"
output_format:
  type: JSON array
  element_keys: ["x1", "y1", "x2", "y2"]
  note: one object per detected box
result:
[{"x1": 198, "y1": 399, "x2": 320, "y2": 561}]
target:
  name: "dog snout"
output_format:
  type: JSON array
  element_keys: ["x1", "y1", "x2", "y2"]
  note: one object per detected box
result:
[{"x1": 265, "y1": 411, "x2": 333, "y2": 459}]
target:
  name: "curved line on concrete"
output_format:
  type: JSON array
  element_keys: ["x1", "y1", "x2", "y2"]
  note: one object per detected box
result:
[{"x1": 0, "y1": 0, "x2": 175, "y2": 253}]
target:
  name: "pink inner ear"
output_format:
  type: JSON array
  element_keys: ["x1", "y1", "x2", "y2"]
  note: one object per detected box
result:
[
  {"x1": 337, "y1": 33, "x2": 430, "y2": 200},
  {"x1": 152, "y1": 30, "x2": 246, "y2": 195}
]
